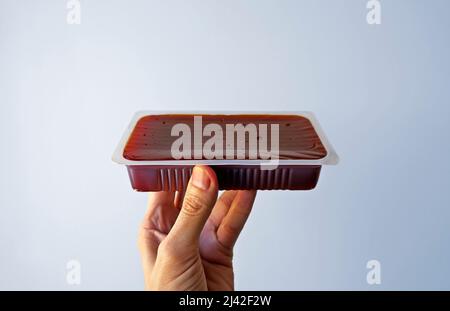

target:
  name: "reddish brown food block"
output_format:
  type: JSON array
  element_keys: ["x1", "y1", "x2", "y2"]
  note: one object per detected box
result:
[{"x1": 123, "y1": 114, "x2": 327, "y2": 161}]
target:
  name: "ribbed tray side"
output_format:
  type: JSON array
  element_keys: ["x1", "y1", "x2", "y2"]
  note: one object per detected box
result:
[{"x1": 127, "y1": 165, "x2": 321, "y2": 191}]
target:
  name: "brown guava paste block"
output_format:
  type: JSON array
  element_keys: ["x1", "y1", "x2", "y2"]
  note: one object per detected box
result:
[{"x1": 123, "y1": 114, "x2": 327, "y2": 161}]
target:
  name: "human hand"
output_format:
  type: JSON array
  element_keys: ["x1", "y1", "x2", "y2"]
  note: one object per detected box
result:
[{"x1": 138, "y1": 165, "x2": 257, "y2": 291}]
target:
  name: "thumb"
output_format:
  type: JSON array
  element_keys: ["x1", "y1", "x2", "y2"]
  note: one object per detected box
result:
[{"x1": 166, "y1": 165, "x2": 218, "y2": 247}]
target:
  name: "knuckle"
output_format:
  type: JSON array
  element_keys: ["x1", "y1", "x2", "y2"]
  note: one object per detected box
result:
[
  {"x1": 137, "y1": 229, "x2": 146, "y2": 251},
  {"x1": 137, "y1": 227, "x2": 150, "y2": 250},
  {"x1": 221, "y1": 223, "x2": 239, "y2": 236}
]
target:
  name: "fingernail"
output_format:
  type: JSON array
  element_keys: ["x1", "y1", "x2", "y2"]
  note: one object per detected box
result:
[{"x1": 191, "y1": 166, "x2": 210, "y2": 190}]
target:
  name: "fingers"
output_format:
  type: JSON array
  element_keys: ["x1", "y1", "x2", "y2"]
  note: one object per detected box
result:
[
  {"x1": 208, "y1": 191, "x2": 238, "y2": 228},
  {"x1": 138, "y1": 191, "x2": 177, "y2": 281},
  {"x1": 174, "y1": 190, "x2": 185, "y2": 210},
  {"x1": 144, "y1": 191, "x2": 176, "y2": 220},
  {"x1": 166, "y1": 165, "x2": 219, "y2": 248},
  {"x1": 217, "y1": 190, "x2": 257, "y2": 249}
]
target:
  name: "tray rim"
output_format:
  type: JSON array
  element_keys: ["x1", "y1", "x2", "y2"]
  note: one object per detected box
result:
[{"x1": 112, "y1": 111, "x2": 339, "y2": 166}]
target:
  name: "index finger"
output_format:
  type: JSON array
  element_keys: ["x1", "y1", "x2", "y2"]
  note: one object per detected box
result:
[{"x1": 217, "y1": 190, "x2": 257, "y2": 249}]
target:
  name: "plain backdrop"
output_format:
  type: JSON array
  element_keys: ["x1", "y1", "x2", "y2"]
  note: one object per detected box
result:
[{"x1": 1, "y1": 0, "x2": 450, "y2": 290}]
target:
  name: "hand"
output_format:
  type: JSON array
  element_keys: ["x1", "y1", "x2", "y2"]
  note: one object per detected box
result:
[{"x1": 138, "y1": 165, "x2": 257, "y2": 291}]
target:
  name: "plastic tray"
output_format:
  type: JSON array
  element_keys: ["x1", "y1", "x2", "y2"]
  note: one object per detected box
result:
[{"x1": 112, "y1": 111, "x2": 338, "y2": 191}]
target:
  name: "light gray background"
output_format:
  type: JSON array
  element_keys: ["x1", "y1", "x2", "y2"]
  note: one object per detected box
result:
[{"x1": 1, "y1": 0, "x2": 449, "y2": 290}]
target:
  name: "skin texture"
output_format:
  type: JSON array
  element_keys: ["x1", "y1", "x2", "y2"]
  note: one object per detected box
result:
[{"x1": 138, "y1": 165, "x2": 257, "y2": 291}]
